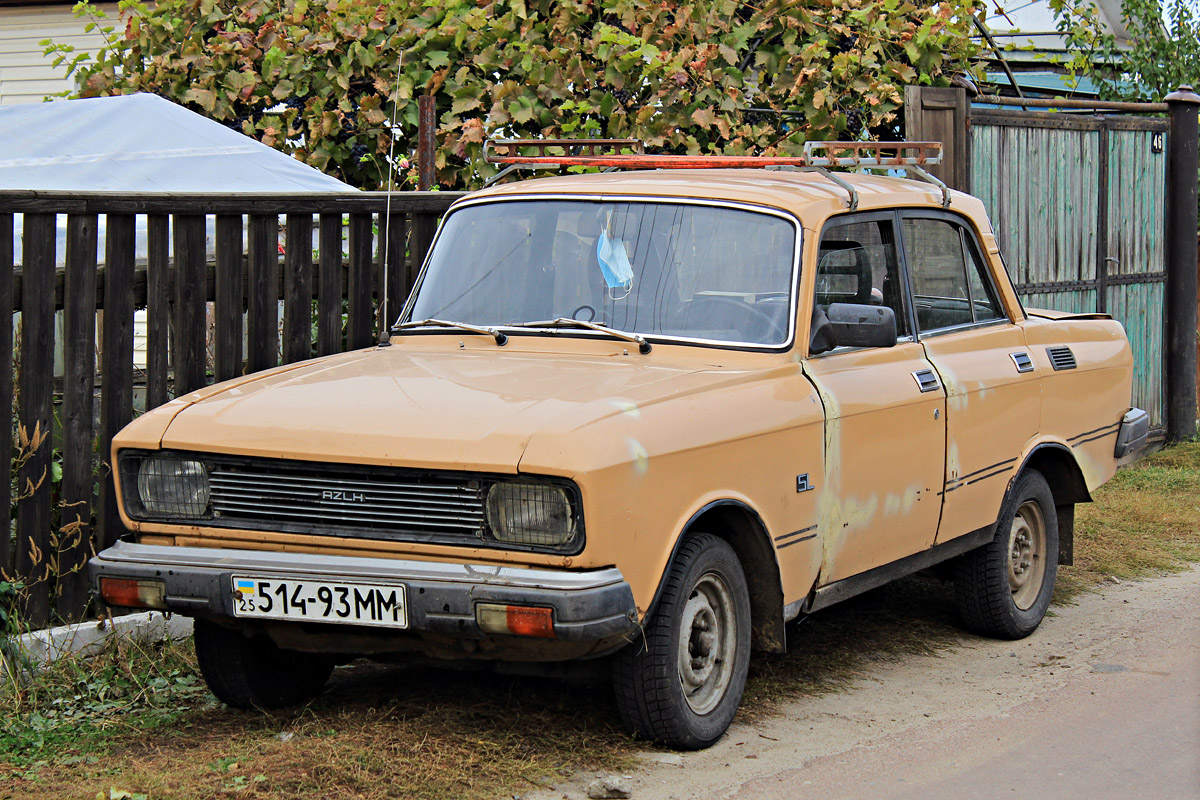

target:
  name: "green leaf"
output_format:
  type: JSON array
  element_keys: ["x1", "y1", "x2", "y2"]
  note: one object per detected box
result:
[
  {"x1": 182, "y1": 87, "x2": 216, "y2": 113},
  {"x1": 450, "y1": 95, "x2": 481, "y2": 115}
]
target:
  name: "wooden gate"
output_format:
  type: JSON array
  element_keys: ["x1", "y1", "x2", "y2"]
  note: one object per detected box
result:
[
  {"x1": 908, "y1": 87, "x2": 1171, "y2": 430},
  {"x1": 971, "y1": 110, "x2": 1168, "y2": 428}
]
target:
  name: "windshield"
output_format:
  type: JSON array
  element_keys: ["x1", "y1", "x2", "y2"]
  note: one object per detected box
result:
[{"x1": 405, "y1": 199, "x2": 799, "y2": 346}]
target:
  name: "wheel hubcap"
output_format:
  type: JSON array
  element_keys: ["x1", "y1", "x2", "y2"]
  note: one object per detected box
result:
[
  {"x1": 677, "y1": 572, "x2": 736, "y2": 716},
  {"x1": 1008, "y1": 500, "x2": 1047, "y2": 610}
]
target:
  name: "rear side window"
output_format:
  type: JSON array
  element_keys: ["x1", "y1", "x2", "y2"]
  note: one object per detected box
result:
[{"x1": 901, "y1": 217, "x2": 1003, "y2": 333}]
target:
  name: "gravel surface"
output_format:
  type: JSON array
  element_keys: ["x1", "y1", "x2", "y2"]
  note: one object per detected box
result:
[{"x1": 531, "y1": 566, "x2": 1200, "y2": 800}]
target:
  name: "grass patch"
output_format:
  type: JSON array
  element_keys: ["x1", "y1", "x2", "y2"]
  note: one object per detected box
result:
[
  {"x1": 4, "y1": 442, "x2": 1199, "y2": 798},
  {"x1": 1055, "y1": 440, "x2": 1200, "y2": 600},
  {"x1": 2, "y1": 643, "x2": 638, "y2": 800}
]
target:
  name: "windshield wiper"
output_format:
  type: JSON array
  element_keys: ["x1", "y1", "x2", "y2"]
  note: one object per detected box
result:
[
  {"x1": 509, "y1": 318, "x2": 651, "y2": 354},
  {"x1": 394, "y1": 319, "x2": 508, "y2": 345}
]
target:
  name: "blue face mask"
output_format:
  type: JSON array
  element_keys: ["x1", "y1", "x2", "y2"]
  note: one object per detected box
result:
[{"x1": 597, "y1": 229, "x2": 634, "y2": 293}]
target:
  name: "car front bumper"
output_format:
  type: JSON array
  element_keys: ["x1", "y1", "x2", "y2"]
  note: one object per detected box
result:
[{"x1": 88, "y1": 540, "x2": 640, "y2": 645}]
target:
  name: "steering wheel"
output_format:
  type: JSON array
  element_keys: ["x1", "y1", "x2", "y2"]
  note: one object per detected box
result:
[
  {"x1": 572, "y1": 304, "x2": 597, "y2": 322},
  {"x1": 692, "y1": 295, "x2": 787, "y2": 344}
]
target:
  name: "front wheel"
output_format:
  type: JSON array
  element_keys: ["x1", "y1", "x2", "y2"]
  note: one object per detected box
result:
[
  {"x1": 194, "y1": 619, "x2": 335, "y2": 709},
  {"x1": 954, "y1": 469, "x2": 1060, "y2": 639},
  {"x1": 612, "y1": 533, "x2": 751, "y2": 750}
]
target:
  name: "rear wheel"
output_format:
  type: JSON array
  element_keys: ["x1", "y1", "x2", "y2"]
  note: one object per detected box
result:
[
  {"x1": 194, "y1": 619, "x2": 334, "y2": 709},
  {"x1": 612, "y1": 533, "x2": 751, "y2": 750},
  {"x1": 955, "y1": 469, "x2": 1059, "y2": 639}
]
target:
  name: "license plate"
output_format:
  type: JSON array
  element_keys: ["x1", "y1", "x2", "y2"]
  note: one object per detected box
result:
[{"x1": 230, "y1": 576, "x2": 408, "y2": 629}]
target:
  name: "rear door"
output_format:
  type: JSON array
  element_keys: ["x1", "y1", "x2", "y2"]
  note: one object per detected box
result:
[
  {"x1": 897, "y1": 211, "x2": 1039, "y2": 543},
  {"x1": 802, "y1": 212, "x2": 947, "y2": 583}
]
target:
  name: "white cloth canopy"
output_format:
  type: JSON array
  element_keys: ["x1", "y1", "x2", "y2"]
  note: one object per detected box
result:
[{"x1": 0, "y1": 93, "x2": 355, "y2": 192}]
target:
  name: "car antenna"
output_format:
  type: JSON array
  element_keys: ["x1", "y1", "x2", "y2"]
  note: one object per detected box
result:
[{"x1": 377, "y1": 54, "x2": 404, "y2": 347}]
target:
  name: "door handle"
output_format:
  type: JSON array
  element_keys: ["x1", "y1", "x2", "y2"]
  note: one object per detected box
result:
[{"x1": 911, "y1": 369, "x2": 940, "y2": 393}]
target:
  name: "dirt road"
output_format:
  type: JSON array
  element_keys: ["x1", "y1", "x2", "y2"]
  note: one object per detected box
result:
[{"x1": 534, "y1": 567, "x2": 1200, "y2": 800}]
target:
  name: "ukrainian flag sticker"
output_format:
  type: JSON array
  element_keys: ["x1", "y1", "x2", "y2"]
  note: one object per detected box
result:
[{"x1": 234, "y1": 579, "x2": 256, "y2": 595}]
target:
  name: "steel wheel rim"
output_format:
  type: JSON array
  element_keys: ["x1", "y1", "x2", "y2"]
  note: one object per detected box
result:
[
  {"x1": 677, "y1": 572, "x2": 737, "y2": 716},
  {"x1": 1008, "y1": 500, "x2": 1047, "y2": 610}
]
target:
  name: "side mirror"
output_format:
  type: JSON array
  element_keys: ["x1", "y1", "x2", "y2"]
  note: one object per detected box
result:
[{"x1": 822, "y1": 303, "x2": 897, "y2": 350}]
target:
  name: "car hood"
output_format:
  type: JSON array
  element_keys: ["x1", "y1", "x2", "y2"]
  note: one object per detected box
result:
[{"x1": 159, "y1": 344, "x2": 770, "y2": 473}]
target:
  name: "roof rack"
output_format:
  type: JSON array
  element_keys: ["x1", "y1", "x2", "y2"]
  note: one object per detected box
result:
[{"x1": 481, "y1": 139, "x2": 952, "y2": 209}]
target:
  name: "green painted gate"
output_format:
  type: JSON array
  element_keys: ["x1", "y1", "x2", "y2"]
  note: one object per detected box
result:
[{"x1": 970, "y1": 110, "x2": 1168, "y2": 429}]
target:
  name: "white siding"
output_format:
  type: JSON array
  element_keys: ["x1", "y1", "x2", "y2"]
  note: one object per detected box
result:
[{"x1": 0, "y1": 3, "x2": 118, "y2": 105}]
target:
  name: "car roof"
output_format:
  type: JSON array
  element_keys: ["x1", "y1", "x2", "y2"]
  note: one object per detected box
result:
[{"x1": 463, "y1": 168, "x2": 975, "y2": 224}]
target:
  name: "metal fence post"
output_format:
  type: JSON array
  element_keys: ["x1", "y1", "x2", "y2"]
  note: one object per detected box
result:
[{"x1": 1165, "y1": 86, "x2": 1200, "y2": 443}]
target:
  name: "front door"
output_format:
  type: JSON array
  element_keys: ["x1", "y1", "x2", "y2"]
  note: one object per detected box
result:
[
  {"x1": 897, "y1": 211, "x2": 1039, "y2": 542},
  {"x1": 802, "y1": 213, "x2": 947, "y2": 584}
]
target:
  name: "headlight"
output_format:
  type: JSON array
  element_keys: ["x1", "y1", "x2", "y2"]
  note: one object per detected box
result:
[
  {"x1": 135, "y1": 455, "x2": 210, "y2": 517},
  {"x1": 486, "y1": 482, "x2": 576, "y2": 547}
]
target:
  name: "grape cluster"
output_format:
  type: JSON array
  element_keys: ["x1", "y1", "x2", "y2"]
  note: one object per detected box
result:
[
  {"x1": 284, "y1": 95, "x2": 305, "y2": 110},
  {"x1": 845, "y1": 110, "x2": 864, "y2": 137},
  {"x1": 743, "y1": 109, "x2": 769, "y2": 125},
  {"x1": 337, "y1": 109, "x2": 359, "y2": 144},
  {"x1": 611, "y1": 88, "x2": 633, "y2": 106},
  {"x1": 350, "y1": 143, "x2": 369, "y2": 160},
  {"x1": 225, "y1": 104, "x2": 266, "y2": 133},
  {"x1": 834, "y1": 33, "x2": 857, "y2": 54}
]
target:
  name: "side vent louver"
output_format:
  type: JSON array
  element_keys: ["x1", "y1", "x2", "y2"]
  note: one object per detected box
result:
[
  {"x1": 1046, "y1": 346, "x2": 1077, "y2": 371},
  {"x1": 912, "y1": 368, "x2": 941, "y2": 393},
  {"x1": 1010, "y1": 352, "x2": 1034, "y2": 373}
]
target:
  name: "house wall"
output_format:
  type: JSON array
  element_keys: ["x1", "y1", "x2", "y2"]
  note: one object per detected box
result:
[{"x1": 0, "y1": 2, "x2": 118, "y2": 105}]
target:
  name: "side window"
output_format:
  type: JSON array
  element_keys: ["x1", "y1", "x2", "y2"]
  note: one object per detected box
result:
[
  {"x1": 902, "y1": 217, "x2": 1003, "y2": 333},
  {"x1": 814, "y1": 217, "x2": 909, "y2": 342}
]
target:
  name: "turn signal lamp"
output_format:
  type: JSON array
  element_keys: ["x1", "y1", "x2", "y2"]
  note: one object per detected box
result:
[
  {"x1": 99, "y1": 577, "x2": 167, "y2": 609},
  {"x1": 475, "y1": 603, "x2": 556, "y2": 638}
]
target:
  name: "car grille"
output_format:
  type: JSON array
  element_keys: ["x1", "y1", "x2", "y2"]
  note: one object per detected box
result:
[
  {"x1": 119, "y1": 450, "x2": 584, "y2": 553},
  {"x1": 208, "y1": 462, "x2": 488, "y2": 541}
]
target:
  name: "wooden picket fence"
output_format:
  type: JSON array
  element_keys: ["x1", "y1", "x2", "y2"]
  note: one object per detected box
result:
[{"x1": 0, "y1": 190, "x2": 464, "y2": 627}]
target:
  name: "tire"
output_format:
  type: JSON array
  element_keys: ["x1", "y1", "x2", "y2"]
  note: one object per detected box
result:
[
  {"x1": 194, "y1": 618, "x2": 334, "y2": 709},
  {"x1": 612, "y1": 533, "x2": 752, "y2": 750},
  {"x1": 955, "y1": 469, "x2": 1060, "y2": 639}
]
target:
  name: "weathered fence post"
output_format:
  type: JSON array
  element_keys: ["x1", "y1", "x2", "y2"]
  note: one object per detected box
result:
[
  {"x1": 99, "y1": 214, "x2": 135, "y2": 552},
  {"x1": 283, "y1": 213, "x2": 314, "y2": 363},
  {"x1": 146, "y1": 215, "x2": 171, "y2": 409},
  {"x1": 0, "y1": 215, "x2": 12, "y2": 580},
  {"x1": 173, "y1": 214, "x2": 207, "y2": 396},
  {"x1": 411, "y1": 95, "x2": 440, "y2": 283},
  {"x1": 346, "y1": 213, "x2": 375, "y2": 349},
  {"x1": 903, "y1": 85, "x2": 971, "y2": 191},
  {"x1": 317, "y1": 213, "x2": 343, "y2": 356},
  {"x1": 213, "y1": 214, "x2": 244, "y2": 382},
  {"x1": 1165, "y1": 86, "x2": 1200, "y2": 443},
  {"x1": 57, "y1": 214, "x2": 98, "y2": 621},
  {"x1": 17, "y1": 214, "x2": 54, "y2": 626}
]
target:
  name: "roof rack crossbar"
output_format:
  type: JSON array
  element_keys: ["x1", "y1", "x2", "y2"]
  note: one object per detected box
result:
[
  {"x1": 483, "y1": 162, "x2": 562, "y2": 188},
  {"x1": 903, "y1": 164, "x2": 953, "y2": 209},
  {"x1": 802, "y1": 140, "x2": 942, "y2": 167},
  {"x1": 857, "y1": 163, "x2": 952, "y2": 208},
  {"x1": 764, "y1": 164, "x2": 860, "y2": 210}
]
